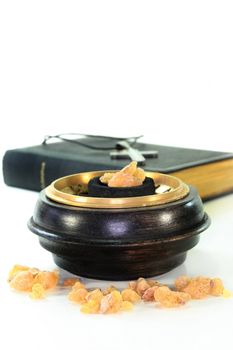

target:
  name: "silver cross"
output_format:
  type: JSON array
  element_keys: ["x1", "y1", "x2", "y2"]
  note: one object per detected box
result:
[{"x1": 110, "y1": 141, "x2": 158, "y2": 165}]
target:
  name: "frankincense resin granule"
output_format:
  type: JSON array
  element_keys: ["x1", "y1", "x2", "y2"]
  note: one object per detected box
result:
[
  {"x1": 8, "y1": 265, "x2": 231, "y2": 313},
  {"x1": 8, "y1": 264, "x2": 59, "y2": 299},
  {"x1": 100, "y1": 161, "x2": 146, "y2": 187}
]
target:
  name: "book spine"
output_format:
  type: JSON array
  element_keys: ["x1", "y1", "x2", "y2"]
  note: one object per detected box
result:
[{"x1": 3, "y1": 150, "x2": 105, "y2": 191}]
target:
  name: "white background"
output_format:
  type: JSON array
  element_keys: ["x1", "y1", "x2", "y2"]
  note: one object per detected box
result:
[{"x1": 0, "y1": 1, "x2": 233, "y2": 350}]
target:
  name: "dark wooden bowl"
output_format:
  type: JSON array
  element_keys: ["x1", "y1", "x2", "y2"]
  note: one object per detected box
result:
[{"x1": 28, "y1": 171, "x2": 210, "y2": 280}]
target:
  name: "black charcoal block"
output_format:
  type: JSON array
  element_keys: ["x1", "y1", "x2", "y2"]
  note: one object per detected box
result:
[{"x1": 88, "y1": 176, "x2": 155, "y2": 198}]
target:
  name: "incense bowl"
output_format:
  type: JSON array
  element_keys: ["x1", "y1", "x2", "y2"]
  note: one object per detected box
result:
[{"x1": 28, "y1": 171, "x2": 210, "y2": 280}]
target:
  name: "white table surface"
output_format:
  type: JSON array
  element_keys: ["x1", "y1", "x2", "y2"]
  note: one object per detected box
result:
[
  {"x1": 1, "y1": 180, "x2": 233, "y2": 350},
  {"x1": 1, "y1": 1, "x2": 233, "y2": 347}
]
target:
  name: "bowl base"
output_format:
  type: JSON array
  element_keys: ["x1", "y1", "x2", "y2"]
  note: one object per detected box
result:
[{"x1": 53, "y1": 252, "x2": 187, "y2": 281}]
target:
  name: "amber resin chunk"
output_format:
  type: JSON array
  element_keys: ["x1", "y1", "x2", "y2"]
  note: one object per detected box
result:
[
  {"x1": 210, "y1": 278, "x2": 224, "y2": 296},
  {"x1": 174, "y1": 275, "x2": 225, "y2": 299},
  {"x1": 85, "y1": 289, "x2": 103, "y2": 303},
  {"x1": 100, "y1": 161, "x2": 146, "y2": 187},
  {"x1": 8, "y1": 265, "x2": 30, "y2": 282},
  {"x1": 8, "y1": 265, "x2": 230, "y2": 313},
  {"x1": 33, "y1": 271, "x2": 59, "y2": 290},
  {"x1": 154, "y1": 286, "x2": 191, "y2": 308},
  {"x1": 10, "y1": 270, "x2": 35, "y2": 292},
  {"x1": 99, "y1": 290, "x2": 123, "y2": 314},
  {"x1": 68, "y1": 280, "x2": 85, "y2": 291},
  {"x1": 103, "y1": 285, "x2": 117, "y2": 295},
  {"x1": 80, "y1": 300, "x2": 101, "y2": 314},
  {"x1": 68, "y1": 287, "x2": 88, "y2": 304},
  {"x1": 128, "y1": 277, "x2": 162, "y2": 299},
  {"x1": 120, "y1": 301, "x2": 134, "y2": 311},
  {"x1": 8, "y1": 264, "x2": 59, "y2": 298},
  {"x1": 121, "y1": 288, "x2": 141, "y2": 303},
  {"x1": 142, "y1": 286, "x2": 160, "y2": 302},
  {"x1": 29, "y1": 283, "x2": 46, "y2": 300},
  {"x1": 68, "y1": 280, "x2": 88, "y2": 303},
  {"x1": 79, "y1": 289, "x2": 135, "y2": 314},
  {"x1": 63, "y1": 278, "x2": 80, "y2": 287}
]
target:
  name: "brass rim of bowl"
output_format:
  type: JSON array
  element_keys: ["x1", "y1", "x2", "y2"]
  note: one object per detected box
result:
[{"x1": 45, "y1": 171, "x2": 190, "y2": 209}]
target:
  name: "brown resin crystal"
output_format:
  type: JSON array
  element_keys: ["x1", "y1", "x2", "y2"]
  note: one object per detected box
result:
[
  {"x1": 174, "y1": 275, "x2": 224, "y2": 299},
  {"x1": 100, "y1": 161, "x2": 146, "y2": 187},
  {"x1": 8, "y1": 264, "x2": 229, "y2": 313}
]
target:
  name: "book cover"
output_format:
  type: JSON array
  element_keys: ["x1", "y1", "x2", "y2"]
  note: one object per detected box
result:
[{"x1": 3, "y1": 137, "x2": 233, "y2": 200}]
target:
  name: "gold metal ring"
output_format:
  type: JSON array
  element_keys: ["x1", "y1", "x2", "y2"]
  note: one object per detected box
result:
[{"x1": 45, "y1": 171, "x2": 190, "y2": 209}]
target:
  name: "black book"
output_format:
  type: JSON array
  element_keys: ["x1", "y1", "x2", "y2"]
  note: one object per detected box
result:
[{"x1": 3, "y1": 137, "x2": 233, "y2": 200}]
